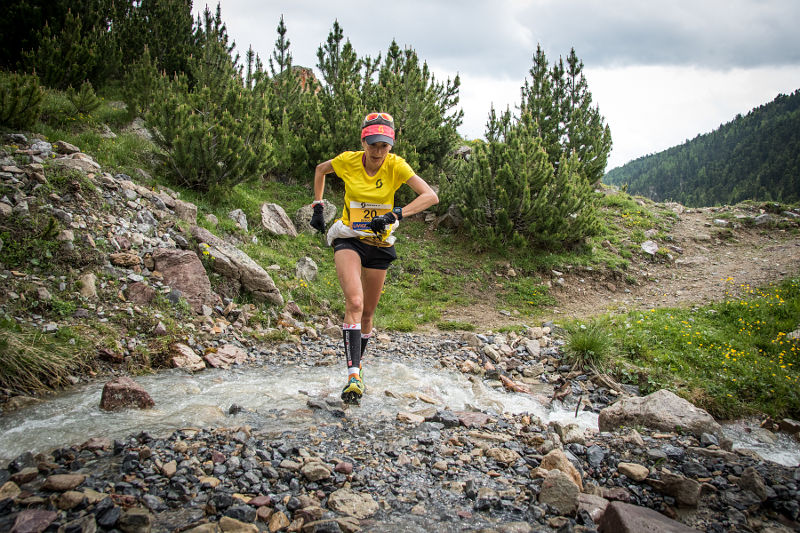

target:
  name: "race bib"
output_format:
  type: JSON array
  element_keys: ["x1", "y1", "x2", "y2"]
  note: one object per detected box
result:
[{"x1": 350, "y1": 201, "x2": 391, "y2": 231}]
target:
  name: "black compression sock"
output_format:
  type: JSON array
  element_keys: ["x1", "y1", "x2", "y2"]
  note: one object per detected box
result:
[{"x1": 343, "y1": 324, "x2": 361, "y2": 373}]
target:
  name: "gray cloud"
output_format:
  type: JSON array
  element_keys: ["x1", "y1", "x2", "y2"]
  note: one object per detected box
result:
[
  {"x1": 206, "y1": 0, "x2": 800, "y2": 84},
  {"x1": 516, "y1": 0, "x2": 800, "y2": 69}
]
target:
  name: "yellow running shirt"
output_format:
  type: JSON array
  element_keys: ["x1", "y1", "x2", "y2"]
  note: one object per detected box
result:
[{"x1": 330, "y1": 151, "x2": 415, "y2": 244}]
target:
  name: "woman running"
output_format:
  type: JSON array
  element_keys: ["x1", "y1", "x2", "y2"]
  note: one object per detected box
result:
[{"x1": 309, "y1": 112, "x2": 439, "y2": 403}]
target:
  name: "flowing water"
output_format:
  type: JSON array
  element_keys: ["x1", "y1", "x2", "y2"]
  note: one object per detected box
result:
[
  {"x1": 2, "y1": 360, "x2": 798, "y2": 468},
  {"x1": 0, "y1": 360, "x2": 598, "y2": 464}
]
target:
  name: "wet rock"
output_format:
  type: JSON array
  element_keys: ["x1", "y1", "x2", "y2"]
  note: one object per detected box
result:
[
  {"x1": 538, "y1": 469, "x2": 579, "y2": 516},
  {"x1": 598, "y1": 389, "x2": 722, "y2": 438},
  {"x1": 99, "y1": 377, "x2": 155, "y2": 411},
  {"x1": 10, "y1": 509, "x2": 58, "y2": 533},
  {"x1": 225, "y1": 504, "x2": 257, "y2": 523},
  {"x1": 117, "y1": 507, "x2": 152, "y2": 532},
  {"x1": 42, "y1": 473, "x2": 85, "y2": 491},
  {"x1": 11, "y1": 467, "x2": 39, "y2": 484},
  {"x1": 541, "y1": 448, "x2": 583, "y2": 491},
  {"x1": 737, "y1": 466, "x2": 767, "y2": 501},
  {"x1": 0, "y1": 481, "x2": 21, "y2": 500},
  {"x1": 428, "y1": 409, "x2": 460, "y2": 428},
  {"x1": 326, "y1": 489, "x2": 378, "y2": 519},
  {"x1": 647, "y1": 471, "x2": 701, "y2": 507},
  {"x1": 599, "y1": 501, "x2": 700, "y2": 532}
]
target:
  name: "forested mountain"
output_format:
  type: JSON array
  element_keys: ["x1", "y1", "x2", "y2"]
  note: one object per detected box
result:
[{"x1": 603, "y1": 90, "x2": 800, "y2": 206}]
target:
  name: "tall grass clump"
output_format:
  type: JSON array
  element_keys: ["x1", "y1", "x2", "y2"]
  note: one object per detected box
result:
[
  {"x1": 563, "y1": 321, "x2": 611, "y2": 370},
  {"x1": 0, "y1": 320, "x2": 88, "y2": 393}
]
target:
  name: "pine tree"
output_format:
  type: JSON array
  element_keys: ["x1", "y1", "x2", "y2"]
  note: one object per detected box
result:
[
  {"x1": 111, "y1": 0, "x2": 194, "y2": 80},
  {"x1": 22, "y1": 7, "x2": 117, "y2": 90},
  {"x1": 123, "y1": 45, "x2": 160, "y2": 116},
  {"x1": 314, "y1": 20, "x2": 369, "y2": 159},
  {"x1": 267, "y1": 15, "x2": 313, "y2": 182},
  {"x1": 369, "y1": 40, "x2": 463, "y2": 183},
  {"x1": 0, "y1": 71, "x2": 44, "y2": 130},
  {"x1": 146, "y1": 5, "x2": 273, "y2": 197},
  {"x1": 451, "y1": 107, "x2": 552, "y2": 248},
  {"x1": 521, "y1": 45, "x2": 611, "y2": 186}
]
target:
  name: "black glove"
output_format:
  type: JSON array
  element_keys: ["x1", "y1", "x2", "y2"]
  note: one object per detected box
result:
[
  {"x1": 310, "y1": 203, "x2": 325, "y2": 232},
  {"x1": 368, "y1": 212, "x2": 397, "y2": 234}
]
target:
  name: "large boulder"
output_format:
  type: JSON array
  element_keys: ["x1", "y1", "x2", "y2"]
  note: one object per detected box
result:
[
  {"x1": 598, "y1": 389, "x2": 722, "y2": 438},
  {"x1": 191, "y1": 226, "x2": 283, "y2": 306},
  {"x1": 100, "y1": 377, "x2": 154, "y2": 411},
  {"x1": 260, "y1": 202, "x2": 297, "y2": 237},
  {"x1": 151, "y1": 248, "x2": 221, "y2": 314}
]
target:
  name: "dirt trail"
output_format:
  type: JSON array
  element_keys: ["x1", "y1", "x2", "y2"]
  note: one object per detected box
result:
[{"x1": 438, "y1": 207, "x2": 800, "y2": 330}]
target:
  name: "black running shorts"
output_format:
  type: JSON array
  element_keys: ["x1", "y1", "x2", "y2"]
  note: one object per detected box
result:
[{"x1": 332, "y1": 238, "x2": 397, "y2": 270}]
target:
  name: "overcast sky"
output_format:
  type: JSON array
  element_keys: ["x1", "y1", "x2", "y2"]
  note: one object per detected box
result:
[{"x1": 193, "y1": 0, "x2": 800, "y2": 169}]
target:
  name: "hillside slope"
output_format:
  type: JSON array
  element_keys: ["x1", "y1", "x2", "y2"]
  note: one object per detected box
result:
[
  {"x1": 604, "y1": 90, "x2": 800, "y2": 206},
  {"x1": 439, "y1": 201, "x2": 800, "y2": 329}
]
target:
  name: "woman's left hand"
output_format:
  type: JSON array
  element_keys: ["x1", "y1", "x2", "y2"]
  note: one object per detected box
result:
[{"x1": 368, "y1": 212, "x2": 397, "y2": 234}]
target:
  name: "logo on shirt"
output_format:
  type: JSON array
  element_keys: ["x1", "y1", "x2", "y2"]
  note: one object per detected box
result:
[{"x1": 376, "y1": 178, "x2": 383, "y2": 189}]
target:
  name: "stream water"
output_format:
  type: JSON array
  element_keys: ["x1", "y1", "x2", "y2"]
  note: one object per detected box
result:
[
  {"x1": 0, "y1": 360, "x2": 598, "y2": 464},
  {"x1": 1, "y1": 360, "x2": 798, "y2": 468}
]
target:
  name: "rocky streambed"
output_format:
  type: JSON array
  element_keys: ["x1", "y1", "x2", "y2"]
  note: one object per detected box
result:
[{"x1": 2, "y1": 331, "x2": 800, "y2": 533}]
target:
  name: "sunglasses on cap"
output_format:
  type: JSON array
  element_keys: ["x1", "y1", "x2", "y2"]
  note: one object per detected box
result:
[{"x1": 364, "y1": 112, "x2": 393, "y2": 122}]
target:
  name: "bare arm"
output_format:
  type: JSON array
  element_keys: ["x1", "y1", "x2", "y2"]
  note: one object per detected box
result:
[
  {"x1": 313, "y1": 160, "x2": 334, "y2": 203},
  {"x1": 396, "y1": 175, "x2": 439, "y2": 219}
]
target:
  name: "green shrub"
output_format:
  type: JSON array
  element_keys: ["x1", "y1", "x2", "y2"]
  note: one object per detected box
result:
[
  {"x1": 67, "y1": 80, "x2": 101, "y2": 115},
  {"x1": 0, "y1": 71, "x2": 44, "y2": 130}
]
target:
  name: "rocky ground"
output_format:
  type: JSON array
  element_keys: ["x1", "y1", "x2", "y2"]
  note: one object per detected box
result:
[
  {"x1": 1, "y1": 133, "x2": 800, "y2": 532},
  {"x1": 2, "y1": 330, "x2": 800, "y2": 533}
]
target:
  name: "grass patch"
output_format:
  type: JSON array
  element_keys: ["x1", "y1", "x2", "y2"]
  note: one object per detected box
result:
[
  {"x1": 0, "y1": 319, "x2": 89, "y2": 393},
  {"x1": 437, "y1": 321, "x2": 476, "y2": 331},
  {"x1": 594, "y1": 276, "x2": 800, "y2": 418},
  {"x1": 498, "y1": 276, "x2": 557, "y2": 315}
]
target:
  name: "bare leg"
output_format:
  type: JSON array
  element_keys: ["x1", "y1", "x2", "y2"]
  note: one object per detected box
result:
[
  {"x1": 361, "y1": 267, "x2": 388, "y2": 335},
  {"x1": 335, "y1": 249, "x2": 364, "y2": 324}
]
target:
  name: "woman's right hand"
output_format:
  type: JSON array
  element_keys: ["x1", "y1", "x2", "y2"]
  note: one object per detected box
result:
[{"x1": 310, "y1": 203, "x2": 325, "y2": 232}]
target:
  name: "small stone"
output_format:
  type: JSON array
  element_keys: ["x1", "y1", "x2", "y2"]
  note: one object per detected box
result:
[
  {"x1": 42, "y1": 474, "x2": 86, "y2": 491},
  {"x1": 618, "y1": 462, "x2": 649, "y2": 482}
]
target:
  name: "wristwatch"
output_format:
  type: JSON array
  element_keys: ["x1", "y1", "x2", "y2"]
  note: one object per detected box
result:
[{"x1": 392, "y1": 206, "x2": 403, "y2": 220}]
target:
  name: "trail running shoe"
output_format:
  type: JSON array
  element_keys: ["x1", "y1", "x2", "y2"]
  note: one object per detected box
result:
[{"x1": 341, "y1": 375, "x2": 364, "y2": 404}]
